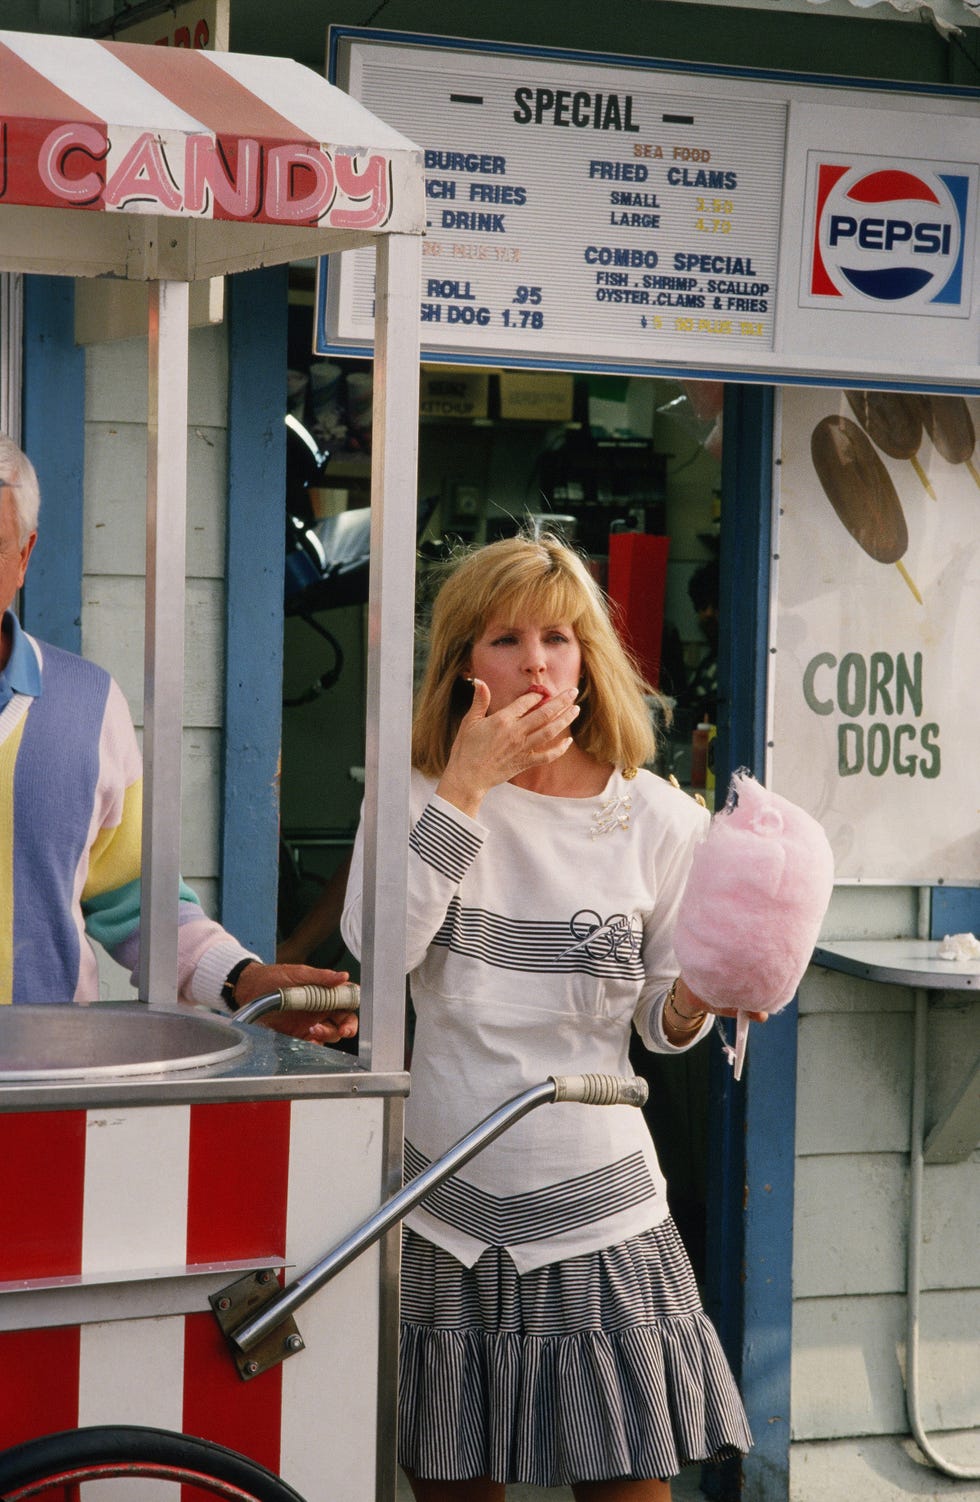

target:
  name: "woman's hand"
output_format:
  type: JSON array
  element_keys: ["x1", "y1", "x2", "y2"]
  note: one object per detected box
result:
[
  {"x1": 436, "y1": 680, "x2": 580, "y2": 817},
  {"x1": 663, "y1": 975, "x2": 769, "y2": 1047}
]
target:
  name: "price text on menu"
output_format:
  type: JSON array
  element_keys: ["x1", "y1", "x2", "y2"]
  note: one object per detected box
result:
[{"x1": 423, "y1": 109, "x2": 766, "y2": 338}]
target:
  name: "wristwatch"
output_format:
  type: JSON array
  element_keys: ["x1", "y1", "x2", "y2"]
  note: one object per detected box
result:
[{"x1": 221, "y1": 957, "x2": 257, "y2": 1011}]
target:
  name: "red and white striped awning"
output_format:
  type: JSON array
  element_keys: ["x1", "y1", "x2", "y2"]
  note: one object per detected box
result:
[{"x1": 0, "y1": 30, "x2": 424, "y2": 279}]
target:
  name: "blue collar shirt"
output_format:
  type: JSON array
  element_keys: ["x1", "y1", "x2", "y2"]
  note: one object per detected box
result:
[{"x1": 0, "y1": 609, "x2": 42, "y2": 714}]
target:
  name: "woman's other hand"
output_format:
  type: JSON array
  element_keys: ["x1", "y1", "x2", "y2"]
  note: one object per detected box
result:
[{"x1": 663, "y1": 976, "x2": 769, "y2": 1048}]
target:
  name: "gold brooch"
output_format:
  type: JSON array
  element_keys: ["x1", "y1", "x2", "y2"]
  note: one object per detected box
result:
[{"x1": 589, "y1": 792, "x2": 632, "y2": 839}]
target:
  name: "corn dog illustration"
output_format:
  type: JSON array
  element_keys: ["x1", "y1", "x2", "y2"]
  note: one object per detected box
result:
[
  {"x1": 917, "y1": 394, "x2": 980, "y2": 491},
  {"x1": 844, "y1": 390, "x2": 936, "y2": 500},
  {"x1": 810, "y1": 414, "x2": 922, "y2": 604}
]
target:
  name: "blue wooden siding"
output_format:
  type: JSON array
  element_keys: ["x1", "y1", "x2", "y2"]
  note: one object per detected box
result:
[
  {"x1": 705, "y1": 384, "x2": 793, "y2": 1502},
  {"x1": 21, "y1": 275, "x2": 84, "y2": 653},
  {"x1": 220, "y1": 265, "x2": 288, "y2": 955}
]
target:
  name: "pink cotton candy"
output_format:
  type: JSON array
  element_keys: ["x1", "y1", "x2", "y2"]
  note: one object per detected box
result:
[{"x1": 673, "y1": 770, "x2": 835, "y2": 1078}]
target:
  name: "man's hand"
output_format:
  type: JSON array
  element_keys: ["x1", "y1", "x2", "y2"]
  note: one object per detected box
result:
[{"x1": 232, "y1": 962, "x2": 358, "y2": 1046}]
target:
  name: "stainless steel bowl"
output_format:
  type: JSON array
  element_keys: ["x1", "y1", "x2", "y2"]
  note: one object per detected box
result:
[{"x1": 0, "y1": 1004, "x2": 249, "y2": 1081}]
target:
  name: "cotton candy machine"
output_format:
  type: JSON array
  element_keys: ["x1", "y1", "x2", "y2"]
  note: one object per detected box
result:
[
  {"x1": 0, "y1": 1019, "x2": 409, "y2": 1500},
  {"x1": 0, "y1": 31, "x2": 424, "y2": 1500}
]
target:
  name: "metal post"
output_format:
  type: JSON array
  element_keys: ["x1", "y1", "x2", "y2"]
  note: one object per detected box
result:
[
  {"x1": 0, "y1": 272, "x2": 23, "y2": 442},
  {"x1": 139, "y1": 279, "x2": 190, "y2": 1003},
  {"x1": 229, "y1": 1082, "x2": 558, "y2": 1353},
  {"x1": 358, "y1": 234, "x2": 422, "y2": 1075}
]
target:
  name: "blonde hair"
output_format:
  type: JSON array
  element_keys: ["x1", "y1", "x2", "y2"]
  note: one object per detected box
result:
[{"x1": 412, "y1": 533, "x2": 668, "y2": 776}]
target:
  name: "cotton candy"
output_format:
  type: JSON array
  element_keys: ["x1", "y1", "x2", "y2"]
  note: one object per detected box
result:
[{"x1": 673, "y1": 770, "x2": 835, "y2": 1078}]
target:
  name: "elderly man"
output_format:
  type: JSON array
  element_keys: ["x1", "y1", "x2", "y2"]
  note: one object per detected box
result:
[{"x1": 0, "y1": 434, "x2": 356, "y2": 1044}]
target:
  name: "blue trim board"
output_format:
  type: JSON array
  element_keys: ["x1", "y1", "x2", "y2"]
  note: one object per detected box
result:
[
  {"x1": 931, "y1": 888, "x2": 980, "y2": 939},
  {"x1": 703, "y1": 385, "x2": 793, "y2": 1502},
  {"x1": 220, "y1": 265, "x2": 288, "y2": 957},
  {"x1": 316, "y1": 312, "x2": 980, "y2": 399},
  {"x1": 21, "y1": 276, "x2": 85, "y2": 654}
]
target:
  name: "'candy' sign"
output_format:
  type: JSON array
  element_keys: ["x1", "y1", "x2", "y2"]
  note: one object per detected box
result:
[{"x1": 2, "y1": 123, "x2": 394, "y2": 228}]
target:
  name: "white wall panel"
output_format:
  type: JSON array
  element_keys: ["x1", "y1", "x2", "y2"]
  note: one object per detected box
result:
[
  {"x1": 926, "y1": 1004, "x2": 980, "y2": 1154},
  {"x1": 800, "y1": 965, "x2": 911, "y2": 1017},
  {"x1": 794, "y1": 1154, "x2": 907, "y2": 1298},
  {"x1": 790, "y1": 1432, "x2": 980, "y2": 1502},
  {"x1": 81, "y1": 574, "x2": 225, "y2": 727},
  {"x1": 919, "y1": 1154, "x2": 980, "y2": 1293},
  {"x1": 822, "y1": 884, "x2": 920, "y2": 941},
  {"x1": 85, "y1": 323, "x2": 228, "y2": 427},
  {"x1": 180, "y1": 728, "x2": 223, "y2": 876},
  {"x1": 793, "y1": 1291, "x2": 980, "y2": 1439},
  {"x1": 795, "y1": 1152, "x2": 980, "y2": 1301},
  {"x1": 84, "y1": 420, "x2": 227, "y2": 579},
  {"x1": 80, "y1": 319, "x2": 231, "y2": 944},
  {"x1": 796, "y1": 1011, "x2": 913, "y2": 1155}
]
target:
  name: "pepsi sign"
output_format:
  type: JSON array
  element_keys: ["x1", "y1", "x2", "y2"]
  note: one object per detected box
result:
[{"x1": 802, "y1": 153, "x2": 976, "y2": 317}]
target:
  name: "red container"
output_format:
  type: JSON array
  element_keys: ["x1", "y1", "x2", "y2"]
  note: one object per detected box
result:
[{"x1": 607, "y1": 532, "x2": 671, "y2": 688}]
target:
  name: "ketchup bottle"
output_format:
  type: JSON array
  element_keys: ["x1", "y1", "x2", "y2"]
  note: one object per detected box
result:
[{"x1": 691, "y1": 716, "x2": 712, "y2": 789}]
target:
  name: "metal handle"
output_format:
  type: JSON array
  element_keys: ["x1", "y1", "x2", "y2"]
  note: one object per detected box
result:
[
  {"x1": 279, "y1": 982, "x2": 360, "y2": 1012},
  {"x1": 551, "y1": 1073, "x2": 648, "y2": 1107},
  {"x1": 220, "y1": 1071, "x2": 648, "y2": 1356},
  {"x1": 233, "y1": 982, "x2": 360, "y2": 1026}
]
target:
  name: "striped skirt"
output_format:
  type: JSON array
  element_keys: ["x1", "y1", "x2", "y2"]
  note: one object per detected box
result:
[{"x1": 398, "y1": 1220, "x2": 752, "y2": 1486}]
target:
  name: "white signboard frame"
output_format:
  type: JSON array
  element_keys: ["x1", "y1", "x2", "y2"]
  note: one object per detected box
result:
[
  {"x1": 319, "y1": 29, "x2": 979, "y2": 392},
  {"x1": 767, "y1": 386, "x2": 980, "y2": 886}
]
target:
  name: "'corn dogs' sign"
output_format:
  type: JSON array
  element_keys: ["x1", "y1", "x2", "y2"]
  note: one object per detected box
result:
[{"x1": 769, "y1": 386, "x2": 979, "y2": 885}]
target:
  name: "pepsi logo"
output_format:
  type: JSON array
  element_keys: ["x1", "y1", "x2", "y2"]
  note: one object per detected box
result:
[{"x1": 808, "y1": 158, "x2": 971, "y2": 313}]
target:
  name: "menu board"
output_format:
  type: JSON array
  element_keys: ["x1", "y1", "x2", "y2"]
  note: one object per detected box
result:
[
  {"x1": 322, "y1": 38, "x2": 786, "y2": 366},
  {"x1": 319, "y1": 31, "x2": 980, "y2": 388}
]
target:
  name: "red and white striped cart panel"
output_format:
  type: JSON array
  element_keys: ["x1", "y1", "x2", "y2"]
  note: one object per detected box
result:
[{"x1": 0, "y1": 1036, "x2": 407, "y2": 1502}]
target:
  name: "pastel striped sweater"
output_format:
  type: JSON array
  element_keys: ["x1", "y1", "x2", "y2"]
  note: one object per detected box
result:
[{"x1": 0, "y1": 622, "x2": 252, "y2": 1007}]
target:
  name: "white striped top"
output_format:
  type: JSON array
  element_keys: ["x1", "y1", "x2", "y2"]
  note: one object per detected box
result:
[{"x1": 342, "y1": 767, "x2": 711, "y2": 1274}]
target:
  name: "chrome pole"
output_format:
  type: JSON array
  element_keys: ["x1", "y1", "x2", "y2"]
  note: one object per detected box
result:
[
  {"x1": 230, "y1": 1081, "x2": 557, "y2": 1352},
  {"x1": 139, "y1": 280, "x2": 189, "y2": 1004}
]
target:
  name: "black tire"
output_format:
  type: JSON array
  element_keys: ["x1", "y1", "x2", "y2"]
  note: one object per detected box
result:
[{"x1": 0, "y1": 1426, "x2": 307, "y2": 1502}]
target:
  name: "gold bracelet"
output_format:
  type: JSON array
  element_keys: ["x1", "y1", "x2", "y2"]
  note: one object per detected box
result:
[{"x1": 665, "y1": 978, "x2": 707, "y2": 1034}]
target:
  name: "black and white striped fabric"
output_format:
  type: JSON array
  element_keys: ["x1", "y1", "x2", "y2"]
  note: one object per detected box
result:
[
  {"x1": 404, "y1": 1139, "x2": 658, "y2": 1248},
  {"x1": 399, "y1": 1220, "x2": 753, "y2": 1486}
]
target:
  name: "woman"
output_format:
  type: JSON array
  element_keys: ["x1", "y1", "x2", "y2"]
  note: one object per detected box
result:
[{"x1": 342, "y1": 534, "x2": 756, "y2": 1501}]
